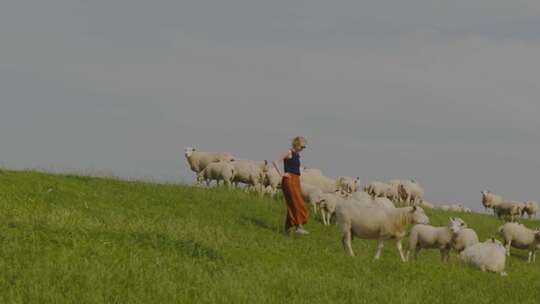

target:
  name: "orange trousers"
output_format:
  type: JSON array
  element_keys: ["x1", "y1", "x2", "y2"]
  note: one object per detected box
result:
[{"x1": 282, "y1": 174, "x2": 308, "y2": 230}]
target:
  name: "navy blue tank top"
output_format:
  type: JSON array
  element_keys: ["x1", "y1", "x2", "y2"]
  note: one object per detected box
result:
[{"x1": 284, "y1": 150, "x2": 301, "y2": 175}]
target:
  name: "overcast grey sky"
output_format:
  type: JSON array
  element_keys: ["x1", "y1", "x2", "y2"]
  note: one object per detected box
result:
[{"x1": 2, "y1": 1, "x2": 540, "y2": 209}]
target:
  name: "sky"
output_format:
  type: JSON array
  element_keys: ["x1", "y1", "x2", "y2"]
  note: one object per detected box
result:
[{"x1": 2, "y1": 1, "x2": 540, "y2": 210}]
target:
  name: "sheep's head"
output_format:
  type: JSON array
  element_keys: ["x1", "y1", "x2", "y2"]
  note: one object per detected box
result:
[
  {"x1": 449, "y1": 217, "x2": 467, "y2": 234},
  {"x1": 411, "y1": 206, "x2": 429, "y2": 225},
  {"x1": 185, "y1": 147, "x2": 196, "y2": 157},
  {"x1": 534, "y1": 229, "x2": 540, "y2": 242}
]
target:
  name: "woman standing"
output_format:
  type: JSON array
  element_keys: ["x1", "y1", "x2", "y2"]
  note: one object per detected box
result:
[{"x1": 272, "y1": 136, "x2": 309, "y2": 235}]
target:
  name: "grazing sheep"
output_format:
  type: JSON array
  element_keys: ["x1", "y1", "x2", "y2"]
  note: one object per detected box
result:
[
  {"x1": 301, "y1": 182, "x2": 324, "y2": 213},
  {"x1": 493, "y1": 201, "x2": 524, "y2": 222},
  {"x1": 408, "y1": 217, "x2": 466, "y2": 262},
  {"x1": 301, "y1": 168, "x2": 339, "y2": 193},
  {"x1": 399, "y1": 180, "x2": 424, "y2": 206},
  {"x1": 459, "y1": 238, "x2": 507, "y2": 276},
  {"x1": 184, "y1": 147, "x2": 235, "y2": 177},
  {"x1": 196, "y1": 161, "x2": 236, "y2": 187},
  {"x1": 231, "y1": 160, "x2": 269, "y2": 193},
  {"x1": 363, "y1": 181, "x2": 390, "y2": 198},
  {"x1": 498, "y1": 222, "x2": 540, "y2": 263},
  {"x1": 337, "y1": 176, "x2": 360, "y2": 194},
  {"x1": 523, "y1": 201, "x2": 538, "y2": 219},
  {"x1": 452, "y1": 228, "x2": 479, "y2": 253},
  {"x1": 263, "y1": 167, "x2": 282, "y2": 196},
  {"x1": 337, "y1": 203, "x2": 429, "y2": 261}
]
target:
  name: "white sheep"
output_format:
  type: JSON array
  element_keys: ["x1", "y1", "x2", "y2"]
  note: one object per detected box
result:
[
  {"x1": 184, "y1": 147, "x2": 235, "y2": 178},
  {"x1": 301, "y1": 182, "x2": 324, "y2": 213},
  {"x1": 523, "y1": 201, "x2": 538, "y2": 219},
  {"x1": 300, "y1": 168, "x2": 339, "y2": 193},
  {"x1": 372, "y1": 197, "x2": 395, "y2": 209},
  {"x1": 337, "y1": 203, "x2": 429, "y2": 262},
  {"x1": 319, "y1": 191, "x2": 348, "y2": 226},
  {"x1": 452, "y1": 227, "x2": 479, "y2": 253},
  {"x1": 263, "y1": 167, "x2": 281, "y2": 196},
  {"x1": 493, "y1": 201, "x2": 524, "y2": 222},
  {"x1": 459, "y1": 238, "x2": 507, "y2": 276},
  {"x1": 363, "y1": 181, "x2": 390, "y2": 198},
  {"x1": 419, "y1": 200, "x2": 435, "y2": 209},
  {"x1": 337, "y1": 176, "x2": 360, "y2": 194},
  {"x1": 386, "y1": 180, "x2": 403, "y2": 203},
  {"x1": 230, "y1": 160, "x2": 269, "y2": 193},
  {"x1": 196, "y1": 161, "x2": 236, "y2": 187},
  {"x1": 498, "y1": 222, "x2": 540, "y2": 263},
  {"x1": 398, "y1": 180, "x2": 424, "y2": 206},
  {"x1": 481, "y1": 190, "x2": 503, "y2": 210},
  {"x1": 408, "y1": 217, "x2": 466, "y2": 262}
]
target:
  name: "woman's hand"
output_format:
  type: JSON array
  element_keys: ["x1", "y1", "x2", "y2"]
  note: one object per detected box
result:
[{"x1": 282, "y1": 172, "x2": 290, "y2": 178}]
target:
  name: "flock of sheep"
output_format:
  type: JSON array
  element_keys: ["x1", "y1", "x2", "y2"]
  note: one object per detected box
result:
[{"x1": 184, "y1": 146, "x2": 540, "y2": 276}]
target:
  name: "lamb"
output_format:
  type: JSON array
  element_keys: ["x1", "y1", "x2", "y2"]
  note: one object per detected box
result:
[
  {"x1": 184, "y1": 147, "x2": 235, "y2": 177},
  {"x1": 337, "y1": 203, "x2": 429, "y2": 262},
  {"x1": 498, "y1": 222, "x2": 540, "y2": 263},
  {"x1": 523, "y1": 201, "x2": 538, "y2": 219},
  {"x1": 408, "y1": 217, "x2": 466, "y2": 262},
  {"x1": 337, "y1": 176, "x2": 360, "y2": 194},
  {"x1": 300, "y1": 168, "x2": 339, "y2": 193},
  {"x1": 301, "y1": 182, "x2": 324, "y2": 213},
  {"x1": 363, "y1": 181, "x2": 390, "y2": 198},
  {"x1": 399, "y1": 180, "x2": 424, "y2": 206},
  {"x1": 319, "y1": 191, "x2": 348, "y2": 226},
  {"x1": 196, "y1": 161, "x2": 236, "y2": 187},
  {"x1": 452, "y1": 228, "x2": 479, "y2": 253},
  {"x1": 459, "y1": 238, "x2": 507, "y2": 276},
  {"x1": 230, "y1": 160, "x2": 269, "y2": 193}
]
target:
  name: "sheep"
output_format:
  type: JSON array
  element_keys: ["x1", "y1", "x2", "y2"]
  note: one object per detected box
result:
[
  {"x1": 363, "y1": 181, "x2": 390, "y2": 198},
  {"x1": 481, "y1": 190, "x2": 503, "y2": 210},
  {"x1": 301, "y1": 182, "x2": 324, "y2": 214},
  {"x1": 351, "y1": 191, "x2": 372, "y2": 202},
  {"x1": 230, "y1": 160, "x2": 269, "y2": 193},
  {"x1": 372, "y1": 197, "x2": 395, "y2": 209},
  {"x1": 493, "y1": 201, "x2": 524, "y2": 222},
  {"x1": 523, "y1": 201, "x2": 538, "y2": 219},
  {"x1": 319, "y1": 191, "x2": 348, "y2": 226},
  {"x1": 408, "y1": 217, "x2": 466, "y2": 262},
  {"x1": 300, "y1": 168, "x2": 339, "y2": 193},
  {"x1": 439, "y1": 203, "x2": 467, "y2": 213},
  {"x1": 337, "y1": 203, "x2": 429, "y2": 262},
  {"x1": 398, "y1": 180, "x2": 424, "y2": 206},
  {"x1": 184, "y1": 147, "x2": 235, "y2": 177},
  {"x1": 459, "y1": 238, "x2": 507, "y2": 276},
  {"x1": 452, "y1": 228, "x2": 479, "y2": 253},
  {"x1": 498, "y1": 222, "x2": 540, "y2": 263},
  {"x1": 385, "y1": 180, "x2": 403, "y2": 203},
  {"x1": 337, "y1": 176, "x2": 360, "y2": 194},
  {"x1": 263, "y1": 167, "x2": 281, "y2": 197},
  {"x1": 196, "y1": 161, "x2": 236, "y2": 187}
]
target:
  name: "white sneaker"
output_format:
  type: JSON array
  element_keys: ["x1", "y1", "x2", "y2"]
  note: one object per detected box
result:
[{"x1": 295, "y1": 226, "x2": 310, "y2": 235}]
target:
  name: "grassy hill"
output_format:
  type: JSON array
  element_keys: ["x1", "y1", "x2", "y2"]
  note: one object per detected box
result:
[{"x1": 0, "y1": 170, "x2": 539, "y2": 303}]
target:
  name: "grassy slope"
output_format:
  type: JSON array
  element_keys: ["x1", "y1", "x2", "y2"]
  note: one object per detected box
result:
[{"x1": 0, "y1": 170, "x2": 539, "y2": 303}]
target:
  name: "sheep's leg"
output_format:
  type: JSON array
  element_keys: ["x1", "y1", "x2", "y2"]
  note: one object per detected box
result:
[
  {"x1": 414, "y1": 247, "x2": 421, "y2": 260},
  {"x1": 396, "y1": 240, "x2": 406, "y2": 262},
  {"x1": 505, "y1": 240, "x2": 512, "y2": 257},
  {"x1": 321, "y1": 211, "x2": 327, "y2": 225},
  {"x1": 374, "y1": 240, "x2": 384, "y2": 260},
  {"x1": 528, "y1": 251, "x2": 533, "y2": 263},
  {"x1": 342, "y1": 230, "x2": 354, "y2": 256}
]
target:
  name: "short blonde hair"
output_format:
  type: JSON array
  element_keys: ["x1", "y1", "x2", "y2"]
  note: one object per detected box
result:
[{"x1": 292, "y1": 136, "x2": 307, "y2": 148}]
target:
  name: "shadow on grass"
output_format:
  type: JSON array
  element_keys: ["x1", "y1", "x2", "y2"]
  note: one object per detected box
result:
[{"x1": 241, "y1": 216, "x2": 280, "y2": 233}]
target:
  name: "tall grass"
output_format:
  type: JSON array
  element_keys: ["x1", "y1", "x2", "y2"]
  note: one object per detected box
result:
[{"x1": 0, "y1": 170, "x2": 539, "y2": 303}]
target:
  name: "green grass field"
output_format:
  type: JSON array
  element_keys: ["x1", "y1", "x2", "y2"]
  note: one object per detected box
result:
[{"x1": 0, "y1": 170, "x2": 539, "y2": 303}]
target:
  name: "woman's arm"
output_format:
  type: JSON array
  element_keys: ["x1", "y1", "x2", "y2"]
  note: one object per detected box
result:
[{"x1": 272, "y1": 150, "x2": 292, "y2": 177}]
